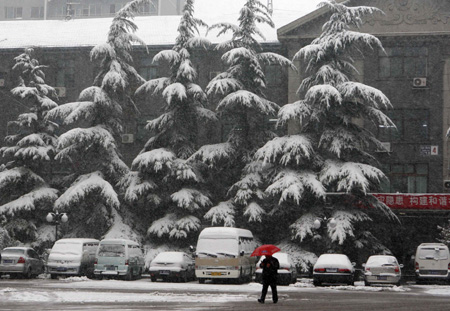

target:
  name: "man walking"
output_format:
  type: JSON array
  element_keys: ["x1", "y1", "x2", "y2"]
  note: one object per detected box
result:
[{"x1": 258, "y1": 254, "x2": 279, "y2": 304}]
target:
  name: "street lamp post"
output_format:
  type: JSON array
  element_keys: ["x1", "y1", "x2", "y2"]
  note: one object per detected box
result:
[
  {"x1": 46, "y1": 211, "x2": 68, "y2": 242},
  {"x1": 313, "y1": 217, "x2": 337, "y2": 230}
]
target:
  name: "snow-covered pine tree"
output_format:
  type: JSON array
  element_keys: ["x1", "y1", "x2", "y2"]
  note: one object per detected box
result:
[
  {"x1": 0, "y1": 48, "x2": 59, "y2": 245},
  {"x1": 273, "y1": 0, "x2": 397, "y2": 254},
  {"x1": 46, "y1": 0, "x2": 149, "y2": 238},
  {"x1": 119, "y1": 0, "x2": 215, "y2": 242},
  {"x1": 191, "y1": 0, "x2": 295, "y2": 230}
]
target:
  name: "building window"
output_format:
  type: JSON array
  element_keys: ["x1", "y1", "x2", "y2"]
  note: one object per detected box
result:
[
  {"x1": 381, "y1": 163, "x2": 428, "y2": 193},
  {"x1": 31, "y1": 7, "x2": 44, "y2": 19},
  {"x1": 89, "y1": 4, "x2": 101, "y2": 16},
  {"x1": 57, "y1": 59, "x2": 75, "y2": 88},
  {"x1": 110, "y1": 4, "x2": 116, "y2": 14},
  {"x1": 265, "y1": 65, "x2": 284, "y2": 87},
  {"x1": 379, "y1": 47, "x2": 428, "y2": 79},
  {"x1": 140, "y1": 0, "x2": 158, "y2": 14},
  {"x1": 138, "y1": 58, "x2": 159, "y2": 80},
  {"x1": 5, "y1": 7, "x2": 23, "y2": 19},
  {"x1": 378, "y1": 109, "x2": 429, "y2": 142}
]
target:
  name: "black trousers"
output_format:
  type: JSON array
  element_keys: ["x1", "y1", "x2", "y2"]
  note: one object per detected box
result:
[{"x1": 260, "y1": 279, "x2": 278, "y2": 302}]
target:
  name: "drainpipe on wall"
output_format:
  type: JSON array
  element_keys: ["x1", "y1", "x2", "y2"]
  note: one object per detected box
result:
[{"x1": 158, "y1": 0, "x2": 161, "y2": 15}]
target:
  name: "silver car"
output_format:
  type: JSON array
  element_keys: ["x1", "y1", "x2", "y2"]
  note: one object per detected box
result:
[
  {"x1": 363, "y1": 255, "x2": 403, "y2": 286},
  {"x1": 0, "y1": 247, "x2": 45, "y2": 278}
]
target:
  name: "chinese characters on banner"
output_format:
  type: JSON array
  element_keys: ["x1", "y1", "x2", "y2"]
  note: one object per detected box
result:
[{"x1": 373, "y1": 193, "x2": 450, "y2": 210}]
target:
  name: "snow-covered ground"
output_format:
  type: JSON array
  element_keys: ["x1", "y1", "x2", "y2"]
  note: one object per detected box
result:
[{"x1": 3, "y1": 277, "x2": 443, "y2": 304}]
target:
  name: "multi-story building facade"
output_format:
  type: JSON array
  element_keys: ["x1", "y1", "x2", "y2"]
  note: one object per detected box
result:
[{"x1": 0, "y1": 0, "x2": 185, "y2": 21}]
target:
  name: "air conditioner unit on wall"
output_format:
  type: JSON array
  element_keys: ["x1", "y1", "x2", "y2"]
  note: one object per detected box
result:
[
  {"x1": 412, "y1": 77, "x2": 427, "y2": 88},
  {"x1": 121, "y1": 134, "x2": 135, "y2": 144},
  {"x1": 376, "y1": 142, "x2": 391, "y2": 153},
  {"x1": 0, "y1": 79, "x2": 5, "y2": 87},
  {"x1": 54, "y1": 86, "x2": 66, "y2": 97}
]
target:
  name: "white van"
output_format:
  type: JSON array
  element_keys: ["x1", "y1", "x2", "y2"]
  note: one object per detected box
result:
[
  {"x1": 415, "y1": 243, "x2": 450, "y2": 284},
  {"x1": 47, "y1": 238, "x2": 99, "y2": 279},
  {"x1": 94, "y1": 239, "x2": 145, "y2": 280},
  {"x1": 194, "y1": 227, "x2": 256, "y2": 283}
]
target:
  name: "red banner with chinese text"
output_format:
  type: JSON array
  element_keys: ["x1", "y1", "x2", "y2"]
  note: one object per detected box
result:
[{"x1": 373, "y1": 193, "x2": 450, "y2": 210}]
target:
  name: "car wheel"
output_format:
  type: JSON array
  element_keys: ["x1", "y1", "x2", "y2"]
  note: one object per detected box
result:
[
  {"x1": 50, "y1": 274, "x2": 57, "y2": 280},
  {"x1": 313, "y1": 279, "x2": 322, "y2": 287},
  {"x1": 151, "y1": 276, "x2": 156, "y2": 282},
  {"x1": 364, "y1": 280, "x2": 370, "y2": 286},
  {"x1": 24, "y1": 268, "x2": 32, "y2": 279},
  {"x1": 198, "y1": 278, "x2": 205, "y2": 284}
]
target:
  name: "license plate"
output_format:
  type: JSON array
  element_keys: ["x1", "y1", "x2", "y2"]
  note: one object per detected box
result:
[
  {"x1": 377, "y1": 276, "x2": 387, "y2": 280},
  {"x1": 3, "y1": 259, "x2": 13, "y2": 264},
  {"x1": 57, "y1": 267, "x2": 67, "y2": 272},
  {"x1": 211, "y1": 272, "x2": 221, "y2": 276},
  {"x1": 160, "y1": 270, "x2": 170, "y2": 275},
  {"x1": 429, "y1": 271, "x2": 440, "y2": 275},
  {"x1": 106, "y1": 266, "x2": 116, "y2": 271},
  {"x1": 326, "y1": 268, "x2": 337, "y2": 273}
]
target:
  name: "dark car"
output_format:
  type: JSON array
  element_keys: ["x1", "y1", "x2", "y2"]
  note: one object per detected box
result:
[
  {"x1": 313, "y1": 254, "x2": 355, "y2": 286},
  {"x1": 0, "y1": 247, "x2": 45, "y2": 278},
  {"x1": 149, "y1": 251, "x2": 195, "y2": 282},
  {"x1": 255, "y1": 252, "x2": 298, "y2": 285}
]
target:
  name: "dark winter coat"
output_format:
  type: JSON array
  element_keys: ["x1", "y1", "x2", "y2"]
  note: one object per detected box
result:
[{"x1": 260, "y1": 255, "x2": 279, "y2": 282}]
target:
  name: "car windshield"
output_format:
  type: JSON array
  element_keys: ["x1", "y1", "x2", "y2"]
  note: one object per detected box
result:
[
  {"x1": 1, "y1": 249, "x2": 24, "y2": 255},
  {"x1": 419, "y1": 248, "x2": 448, "y2": 260},
  {"x1": 98, "y1": 244, "x2": 125, "y2": 257},
  {"x1": 51, "y1": 242, "x2": 82, "y2": 255},
  {"x1": 196, "y1": 238, "x2": 238, "y2": 258}
]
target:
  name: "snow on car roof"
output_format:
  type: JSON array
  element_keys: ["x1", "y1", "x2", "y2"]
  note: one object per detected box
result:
[
  {"x1": 198, "y1": 227, "x2": 253, "y2": 239},
  {"x1": 316, "y1": 254, "x2": 351, "y2": 265}
]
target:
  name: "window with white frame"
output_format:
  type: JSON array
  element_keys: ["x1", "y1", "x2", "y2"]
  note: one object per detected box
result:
[
  {"x1": 5, "y1": 7, "x2": 22, "y2": 19},
  {"x1": 379, "y1": 47, "x2": 428, "y2": 79}
]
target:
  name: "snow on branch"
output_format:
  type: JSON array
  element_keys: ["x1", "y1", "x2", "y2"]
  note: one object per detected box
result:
[
  {"x1": 170, "y1": 216, "x2": 201, "y2": 239},
  {"x1": 0, "y1": 167, "x2": 45, "y2": 191},
  {"x1": 55, "y1": 171, "x2": 119, "y2": 211},
  {"x1": 56, "y1": 126, "x2": 116, "y2": 159},
  {"x1": 266, "y1": 169, "x2": 325, "y2": 204},
  {"x1": 328, "y1": 210, "x2": 372, "y2": 245},
  {"x1": 132, "y1": 148, "x2": 176, "y2": 173},
  {"x1": 229, "y1": 172, "x2": 264, "y2": 206},
  {"x1": 162, "y1": 82, "x2": 187, "y2": 105},
  {"x1": 118, "y1": 171, "x2": 157, "y2": 202},
  {"x1": 90, "y1": 43, "x2": 116, "y2": 60},
  {"x1": 338, "y1": 82, "x2": 392, "y2": 109},
  {"x1": 320, "y1": 160, "x2": 385, "y2": 194},
  {"x1": 189, "y1": 142, "x2": 235, "y2": 168},
  {"x1": 0, "y1": 187, "x2": 58, "y2": 216},
  {"x1": 217, "y1": 90, "x2": 278, "y2": 115},
  {"x1": 171, "y1": 188, "x2": 212, "y2": 212},
  {"x1": 186, "y1": 37, "x2": 211, "y2": 49},
  {"x1": 46, "y1": 101, "x2": 96, "y2": 125},
  {"x1": 244, "y1": 201, "x2": 265, "y2": 223},
  {"x1": 304, "y1": 85, "x2": 342, "y2": 109},
  {"x1": 136, "y1": 77, "x2": 170, "y2": 97},
  {"x1": 14, "y1": 145, "x2": 53, "y2": 161},
  {"x1": 290, "y1": 213, "x2": 320, "y2": 242},
  {"x1": 153, "y1": 50, "x2": 180, "y2": 65},
  {"x1": 255, "y1": 135, "x2": 314, "y2": 166},
  {"x1": 146, "y1": 112, "x2": 174, "y2": 132},
  {"x1": 257, "y1": 52, "x2": 296, "y2": 71},
  {"x1": 206, "y1": 76, "x2": 243, "y2": 97},
  {"x1": 148, "y1": 213, "x2": 176, "y2": 237},
  {"x1": 222, "y1": 47, "x2": 254, "y2": 65},
  {"x1": 195, "y1": 107, "x2": 218, "y2": 122},
  {"x1": 204, "y1": 200, "x2": 235, "y2": 227},
  {"x1": 277, "y1": 101, "x2": 311, "y2": 126}
]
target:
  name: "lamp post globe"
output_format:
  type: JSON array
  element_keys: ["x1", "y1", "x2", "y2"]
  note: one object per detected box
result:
[
  {"x1": 46, "y1": 211, "x2": 68, "y2": 242},
  {"x1": 313, "y1": 219, "x2": 321, "y2": 229}
]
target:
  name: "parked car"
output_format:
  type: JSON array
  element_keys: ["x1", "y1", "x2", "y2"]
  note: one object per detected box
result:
[
  {"x1": 47, "y1": 238, "x2": 99, "y2": 279},
  {"x1": 94, "y1": 239, "x2": 145, "y2": 280},
  {"x1": 415, "y1": 243, "x2": 450, "y2": 284},
  {"x1": 363, "y1": 255, "x2": 403, "y2": 286},
  {"x1": 0, "y1": 247, "x2": 45, "y2": 279},
  {"x1": 313, "y1": 254, "x2": 355, "y2": 286},
  {"x1": 255, "y1": 252, "x2": 297, "y2": 285},
  {"x1": 149, "y1": 251, "x2": 195, "y2": 282}
]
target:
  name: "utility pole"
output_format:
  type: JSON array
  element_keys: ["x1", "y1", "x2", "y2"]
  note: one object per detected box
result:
[
  {"x1": 44, "y1": 0, "x2": 48, "y2": 20},
  {"x1": 267, "y1": 0, "x2": 273, "y2": 15}
]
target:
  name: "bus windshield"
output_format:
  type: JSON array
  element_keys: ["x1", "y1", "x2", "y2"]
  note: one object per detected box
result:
[{"x1": 196, "y1": 238, "x2": 238, "y2": 258}]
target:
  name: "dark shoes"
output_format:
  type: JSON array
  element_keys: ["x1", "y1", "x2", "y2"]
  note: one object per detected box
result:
[
  {"x1": 273, "y1": 300, "x2": 278, "y2": 304},
  {"x1": 258, "y1": 299, "x2": 264, "y2": 304}
]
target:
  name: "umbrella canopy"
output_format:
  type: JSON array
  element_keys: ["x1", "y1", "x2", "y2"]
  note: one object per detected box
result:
[{"x1": 251, "y1": 244, "x2": 281, "y2": 257}]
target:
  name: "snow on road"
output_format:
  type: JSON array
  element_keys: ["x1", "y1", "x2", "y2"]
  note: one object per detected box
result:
[{"x1": 0, "y1": 277, "x2": 427, "y2": 304}]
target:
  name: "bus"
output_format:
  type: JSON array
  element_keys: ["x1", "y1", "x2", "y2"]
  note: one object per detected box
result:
[{"x1": 194, "y1": 227, "x2": 256, "y2": 283}]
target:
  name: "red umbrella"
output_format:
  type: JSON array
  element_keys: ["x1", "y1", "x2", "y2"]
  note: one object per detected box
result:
[{"x1": 251, "y1": 244, "x2": 281, "y2": 257}]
